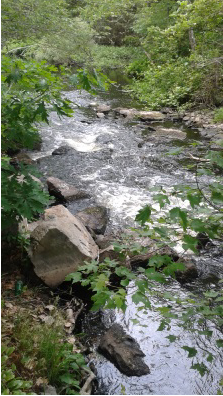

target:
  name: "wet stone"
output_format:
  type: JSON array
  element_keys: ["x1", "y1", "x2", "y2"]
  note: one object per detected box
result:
[
  {"x1": 47, "y1": 177, "x2": 89, "y2": 202},
  {"x1": 76, "y1": 206, "x2": 109, "y2": 234},
  {"x1": 98, "y1": 324, "x2": 150, "y2": 377},
  {"x1": 52, "y1": 146, "x2": 72, "y2": 155}
]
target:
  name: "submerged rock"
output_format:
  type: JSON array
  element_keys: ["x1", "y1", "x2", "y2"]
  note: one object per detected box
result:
[
  {"x1": 47, "y1": 177, "x2": 89, "y2": 202},
  {"x1": 98, "y1": 324, "x2": 150, "y2": 377},
  {"x1": 155, "y1": 127, "x2": 186, "y2": 140},
  {"x1": 76, "y1": 206, "x2": 109, "y2": 235},
  {"x1": 52, "y1": 146, "x2": 72, "y2": 155},
  {"x1": 29, "y1": 205, "x2": 99, "y2": 287},
  {"x1": 175, "y1": 259, "x2": 198, "y2": 283},
  {"x1": 138, "y1": 111, "x2": 165, "y2": 121}
]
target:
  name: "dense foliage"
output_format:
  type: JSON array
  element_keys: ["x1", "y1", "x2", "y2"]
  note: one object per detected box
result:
[
  {"x1": 1, "y1": 57, "x2": 73, "y2": 230},
  {"x1": 76, "y1": 0, "x2": 223, "y2": 108},
  {"x1": 2, "y1": 0, "x2": 223, "y2": 108}
]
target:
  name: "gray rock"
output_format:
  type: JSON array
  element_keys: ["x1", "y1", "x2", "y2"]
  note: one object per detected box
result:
[
  {"x1": 119, "y1": 108, "x2": 137, "y2": 118},
  {"x1": 52, "y1": 146, "x2": 72, "y2": 155},
  {"x1": 96, "y1": 104, "x2": 111, "y2": 114},
  {"x1": 97, "y1": 112, "x2": 105, "y2": 118},
  {"x1": 76, "y1": 206, "x2": 108, "y2": 234},
  {"x1": 155, "y1": 127, "x2": 186, "y2": 140},
  {"x1": 47, "y1": 177, "x2": 89, "y2": 202},
  {"x1": 42, "y1": 385, "x2": 57, "y2": 395},
  {"x1": 175, "y1": 260, "x2": 198, "y2": 283},
  {"x1": 11, "y1": 152, "x2": 34, "y2": 166},
  {"x1": 138, "y1": 111, "x2": 165, "y2": 121},
  {"x1": 89, "y1": 102, "x2": 98, "y2": 107},
  {"x1": 98, "y1": 324, "x2": 150, "y2": 377},
  {"x1": 29, "y1": 205, "x2": 99, "y2": 287},
  {"x1": 96, "y1": 134, "x2": 112, "y2": 144}
]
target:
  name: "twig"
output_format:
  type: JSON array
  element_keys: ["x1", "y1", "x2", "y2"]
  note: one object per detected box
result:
[
  {"x1": 188, "y1": 153, "x2": 210, "y2": 162},
  {"x1": 79, "y1": 368, "x2": 96, "y2": 395},
  {"x1": 195, "y1": 163, "x2": 222, "y2": 211}
]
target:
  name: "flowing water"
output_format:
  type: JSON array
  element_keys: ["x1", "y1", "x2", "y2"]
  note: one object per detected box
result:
[{"x1": 30, "y1": 71, "x2": 223, "y2": 395}]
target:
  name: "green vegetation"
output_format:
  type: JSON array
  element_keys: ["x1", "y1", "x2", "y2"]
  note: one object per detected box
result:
[
  {"x1": 76, "y1": 0, "x2": 223, "y2": 109},
  {"x1": 1, "y1": 291, "x2": 88, "y2": 395},
  {"x1": 214, "y1": 107, "x2": 223, "y2": 123},
  {"x1": 2, "y1": 344, "x2": 34, "y2": 395}
]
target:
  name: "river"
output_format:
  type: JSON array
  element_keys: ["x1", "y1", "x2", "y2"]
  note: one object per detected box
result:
[{"x1": 29, "y1": 71, "x2": 223, "y2": 395}]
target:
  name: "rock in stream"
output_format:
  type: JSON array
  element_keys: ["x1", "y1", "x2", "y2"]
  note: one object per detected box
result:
[{"x1": 98, "y1": 323, "x2": 150, "y2": 377}]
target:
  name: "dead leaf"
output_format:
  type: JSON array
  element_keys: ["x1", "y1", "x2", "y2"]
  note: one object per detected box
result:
[
  {"x1": 36, "y1": 377, "x2": 49, "y2": 387},
  {"x1": 5, "y1": 302, "x2": 14, "y2": 309},
  {"x1": 45, "y1": 305, "x2": 55, "y2": 312},
  {"x1": 64, "y1": 322, "x2": 72, "y2": 328},
  {"x1": 39, "y1": 315, "x2": 54, "y2": 325},
  {"x1": 66, "y1": 308, "x2": 75, "y2": 323},
  {"x1": 67, "y1": 336, "x2": 76, "y2": 344}
]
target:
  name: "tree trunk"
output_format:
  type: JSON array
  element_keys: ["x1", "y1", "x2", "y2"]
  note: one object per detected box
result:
[{"x1": 189, "y1": 27, "x2": 196, "y2": 51}]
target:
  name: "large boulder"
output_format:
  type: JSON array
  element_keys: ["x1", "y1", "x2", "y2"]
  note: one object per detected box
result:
[
  {"x1": 28, "y1": 205, "x2": 99, "y2": 287},
  {"x1": 76, "y1": 206, "x2": 109, "y2": 235},
  {"x1": 98, "y1": 324, "x2": 150, "y2": 377},
  {"x1": 47, "y1": 177, "x2": 89, "y2": 202}
]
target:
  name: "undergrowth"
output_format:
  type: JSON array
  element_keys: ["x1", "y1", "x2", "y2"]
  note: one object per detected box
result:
[{"x1": 1, "y1": 289, "x2": 87, "y2": 395}]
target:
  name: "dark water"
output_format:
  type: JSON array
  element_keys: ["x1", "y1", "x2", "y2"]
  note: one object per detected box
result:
[{"x1": 29, "y1": 70, "x2": 223, "y2": 395}]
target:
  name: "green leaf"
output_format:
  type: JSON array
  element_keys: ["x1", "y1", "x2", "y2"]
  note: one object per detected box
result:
[
  {"x1": 169, "y1": 207, "x2": 188, "y2": 231},
  {"x1": 211, "y1": 191, "x2": 223, "y2": 204},
  {"x1": 135, "y1": 205, "x2": 152, "y2": 225},
  {"x1": 182, "y1": 235, "x2": 198, "y2": 253},
  {"x1": 187, "y1": 193, "x2": 201, "y2": 208},
  {"x1": 198, "y1": 330, "x2": 213, "y2": 337},
  {"x1": 182, "y1": 346, "x2": 197, "y2": 358},
  {"x1": 153, "y1": 193, "x2": 170, "y2": 209},
  {"x1": 34, "y1": 102, "x2": 49, "y2": 124},
  {"x1": 191, "y1": 362, "x2": 207, "y2": 377},
  {"x1": 207, "y1": 354, "x2": 214, "y2": 362},
  {"x1": 204, "y1": 291, "x2": 219, "y2": 298},
  {"x1": 59, "y1": 374, "x2": 80, "y2": 388},
  {"x1": 132, "y1": 291, "x2": 151, "y2": 308},
  {"x1": 65, "y1": 272, "x2": 82, "y2": 283},
  {"x1": 216, "y1": 339, "x2": 223, "y2": 348},
  {"x1": 157, "y1": 319, "x2": 170, "y2": 331},
  {"x1": 166, "y1": 335, "x2": 177, "y2": 343}
]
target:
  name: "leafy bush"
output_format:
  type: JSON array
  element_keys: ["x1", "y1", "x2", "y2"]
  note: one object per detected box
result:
[
  {"x1": 1, "y1": 56, "x2": 72, "y2": 230},
  {"x1": 90, "y1": 45, "x2": 143, "y2": 69},
  {"x1": 1, "y1": 56, "x2": 73, "y2": 152},
  {"x1": 130, "y1": 60, "x2": 200, "y2": 109},
  {"x1": 1, "y1": 158, "x2": 50, "y2": 230},
  {"x1": 214, "y1": 107, "x2": 223, "y2": 123}
]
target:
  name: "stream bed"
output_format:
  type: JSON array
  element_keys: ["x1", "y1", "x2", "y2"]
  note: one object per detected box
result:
[{"x1": 30, "y1": 72, "x2": 223, "y2": 395}]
